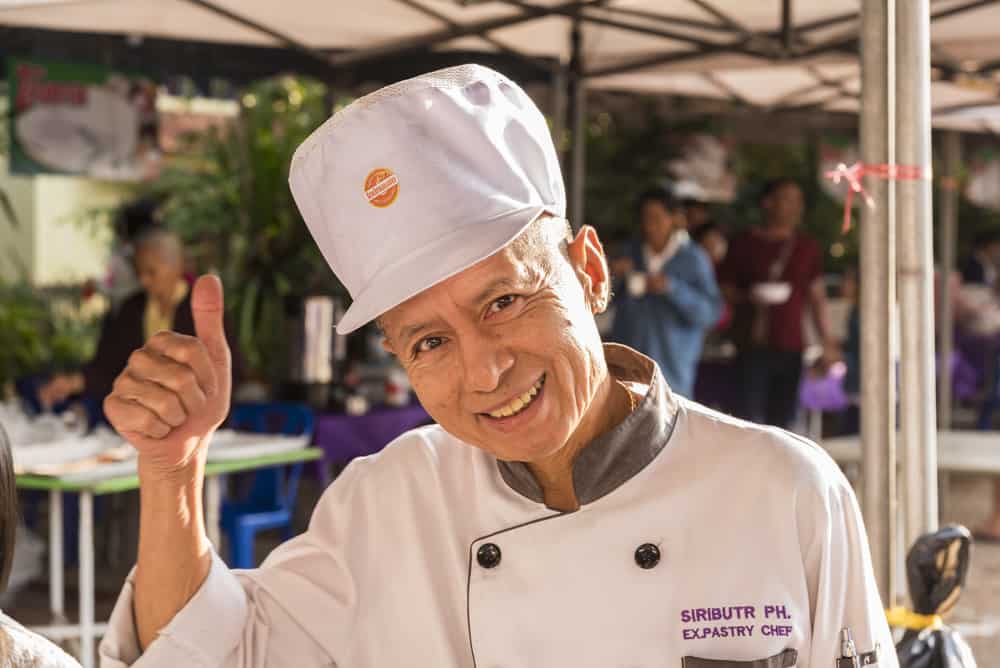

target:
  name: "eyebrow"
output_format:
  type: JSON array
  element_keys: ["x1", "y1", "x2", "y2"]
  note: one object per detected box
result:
[
  {"x1": 393, "y1": 277, "x2": 525, "y2": 346},
  {"x1": 471, "y1": 277, "x2": 520, "y2": 306},
  {"x1": 396, "y1": 319, "x2": 442, "y2": 347}
]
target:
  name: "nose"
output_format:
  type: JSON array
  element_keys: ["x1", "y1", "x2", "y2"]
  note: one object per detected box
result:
[{"x1": 460, "y1": 327, "x2": 514, "y2": 395}]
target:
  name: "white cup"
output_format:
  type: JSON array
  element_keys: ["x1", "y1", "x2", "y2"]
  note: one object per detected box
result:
[{"x1": 627, "y1": 272, "x2": 647, "y2": 298}]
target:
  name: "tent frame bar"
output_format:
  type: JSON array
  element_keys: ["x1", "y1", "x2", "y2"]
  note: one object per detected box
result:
[{"x1": 180, "y1": 0, "x2": 336, "y2": 70}]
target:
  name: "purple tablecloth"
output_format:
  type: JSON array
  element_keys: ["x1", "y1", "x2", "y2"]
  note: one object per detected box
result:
[{"x1": 314, "y1": 403, "x2": 432, "y2": 477}]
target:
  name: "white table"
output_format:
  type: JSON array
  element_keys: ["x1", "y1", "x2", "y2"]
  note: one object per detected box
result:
[
  {"x1": 820, "y1": 430, "x2": 1000, "y2": 521},
  {"x1": 14, "y1": 432, "x2": 316, "y2": 668},
  {"x1": 821, "y1": 430, "x2": 1000, "y2": 475}
]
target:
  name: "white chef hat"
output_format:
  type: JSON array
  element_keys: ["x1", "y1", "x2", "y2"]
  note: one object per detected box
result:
[{"x1": 289, "y1": 64, "x2": 566, "y2": 334}]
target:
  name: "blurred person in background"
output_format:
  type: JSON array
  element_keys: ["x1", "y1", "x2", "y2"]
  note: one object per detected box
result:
[
  {"x1": 718, "y1": 178, "x2": 838, "y2": 429},
  {"x1": 39, "y1": 227, "x2": 242, "y2": 417},
  {"x1": 0, "y1": 423, "x2": 79, "y2": 667},
  {"x1": 953, "y1": 228, "x2": 1000, "y2": 542},
  {"x1": 609, "y1": 187, "x2": 721, "y2": 398},
  {"x1": 691, "y1": 221, "x2": 732, "y2": 334},
  {"x1": 675, "y1": 180, "x2": 711, "y2": 233},
  {"x1": 691, "y1": 221, "x2": 728, "y2": 268},
  {"x1": 960, "y1": 228, "x2": 1000, "y2": 288}
]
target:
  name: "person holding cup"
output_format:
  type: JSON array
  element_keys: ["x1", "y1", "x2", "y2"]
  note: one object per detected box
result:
[
  {"x1": 608, "y1": 187, "x2": 722, "y2": 398},
  {"x1": 718, "y1": 178, "x2": 839, "y2": 429}
]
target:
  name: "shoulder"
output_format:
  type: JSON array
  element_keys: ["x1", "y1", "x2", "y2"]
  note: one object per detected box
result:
[
  {"x1": 677, "y1": 241, "x2": 713, "y2": 271},
  {"x1": 0, "y1": 612, "x2": 78, "y2": 667},
  {"x1": 675, "y1": 399, "x2": 850, "y2": 500},
  {"x1": 331, "y1": 424, "x2": 489, "y2": 500},
  {"x1": 113, "y1": 291, "x2": 147, "y2": 318}
]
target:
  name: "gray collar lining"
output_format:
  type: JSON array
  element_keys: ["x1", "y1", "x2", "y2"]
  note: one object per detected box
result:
[{"x1": 496, "y1": 344, "x2": 678, "y2": 508}]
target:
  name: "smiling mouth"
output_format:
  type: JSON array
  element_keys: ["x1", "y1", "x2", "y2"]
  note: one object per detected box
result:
[{"x1": 482, "y1": 374, "x2": 546, "y2": 419}]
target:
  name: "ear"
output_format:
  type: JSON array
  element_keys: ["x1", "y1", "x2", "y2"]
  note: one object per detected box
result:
[{"x1": 566, "y1": 225, "x2": 610, "y2": 313}]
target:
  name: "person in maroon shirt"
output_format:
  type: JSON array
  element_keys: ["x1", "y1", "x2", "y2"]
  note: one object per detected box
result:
[{"x1": 718, "y1": 179, "x2": 838, "y2": 428}]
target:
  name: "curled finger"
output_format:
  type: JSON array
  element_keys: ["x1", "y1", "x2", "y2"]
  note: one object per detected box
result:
[
  {"x1": 112, "y1": 371, "x2": 188, "y2": 428},
  {"x1": 104, "y1": 394, "x2": 174, "y2": 439}
]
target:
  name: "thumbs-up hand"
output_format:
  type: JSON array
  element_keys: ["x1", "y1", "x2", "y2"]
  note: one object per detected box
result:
[{"x1": 104, "y1": 275, "x2": 232, "y2": 477}]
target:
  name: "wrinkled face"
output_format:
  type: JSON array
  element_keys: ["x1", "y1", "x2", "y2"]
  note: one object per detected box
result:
[
  {"x1": 763, "y1": 182, "x2": 804, "y2": 227},
  {"x1": 640, "y1": 200, "x2": 675, "y2": 252},
  {"x1": 381, "y1": 221, "x2": 611, "y2": 463},
  {"x1": 135, "y1": 245, "x2": 183, "y2": 303}
]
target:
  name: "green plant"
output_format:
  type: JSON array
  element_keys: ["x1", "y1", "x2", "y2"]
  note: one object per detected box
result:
[
  {"x1": 583, "y1": 100, "x2": 712, "y2": 241},
  {"x1": 0, "y1": 284, "x2": 103, "y2": 389},
  {"x1": 150, "y1": 77, "x2": 344, "y2": 383}
]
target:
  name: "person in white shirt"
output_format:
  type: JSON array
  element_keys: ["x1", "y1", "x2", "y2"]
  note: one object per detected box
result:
[
  {"x1": 98, "y1": 64, "x2": 896, "y2": 668},
  {"x1": 608, "y1": 187, "x2": 721, "y2": 397}
]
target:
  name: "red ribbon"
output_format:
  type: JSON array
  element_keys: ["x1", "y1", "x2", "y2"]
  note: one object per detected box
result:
[{"x1": 824, "y1": 162, "x2": 927, "y2": 233}]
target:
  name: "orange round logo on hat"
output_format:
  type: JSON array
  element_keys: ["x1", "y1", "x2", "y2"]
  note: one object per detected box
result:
[{"x1": 364, "y1": 168, "x2": 399, "y2": 208}]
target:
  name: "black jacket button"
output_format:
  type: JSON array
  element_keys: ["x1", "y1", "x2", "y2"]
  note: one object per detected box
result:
[
  {"x1": 477, "y1": 543, "x2": 502, "y2": 569},
  {"x1": 634, "y1": 543, "x2": 661, "y2": 569}
]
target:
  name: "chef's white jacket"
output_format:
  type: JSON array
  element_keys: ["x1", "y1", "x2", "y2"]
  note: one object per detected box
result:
[{"x1": 99, "y1": 345, "x2": 897, "y2": 667}]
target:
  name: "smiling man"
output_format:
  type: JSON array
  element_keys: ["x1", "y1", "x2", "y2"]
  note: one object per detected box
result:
[{"x1": 98, "y1": 65, "x2": 896, "y2": 668}]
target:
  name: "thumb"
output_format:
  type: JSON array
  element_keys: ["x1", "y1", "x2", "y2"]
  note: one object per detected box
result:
[{"x1": 192, "y1": 274, "x2": 230, "y2": 365}]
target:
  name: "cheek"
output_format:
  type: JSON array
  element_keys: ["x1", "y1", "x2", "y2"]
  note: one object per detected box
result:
[{"x1": 408, "y1": 359, "x2": 463, "y2": 419}]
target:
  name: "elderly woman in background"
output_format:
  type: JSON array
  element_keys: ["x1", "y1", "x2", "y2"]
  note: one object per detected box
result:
[
  {"x1": 39, "y1": 227, "x2": 241, "y2": 417},
  {"x1": 0, "y1": 423, "x2": 80, "y2": 667}
]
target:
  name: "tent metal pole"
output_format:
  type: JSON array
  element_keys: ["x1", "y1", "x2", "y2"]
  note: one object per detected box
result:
[
  {"x1": 896, "y1": 0, "x2": 939, "y2": 546},
  {"x1": 568, "y1": 18, "x2": 586, "y2": 229},
  {"x1": 332, "y1": 0, "x2": 605, "y2": 67},
  {"x1": 180, "y1": 0, "x2": 336, "y2": 69},
  {"x1": 552, "y1": 65, "x2": 569, "y2": 168},
  {"x1": 860, "y1": 0, "x2": 897, "y2": 604},
  {"x1": 781, "y1": 0, "x2": 793, "y2": 51},
  {"x1": 939, "y1": 131, "x2": 961, "y2": 432}
]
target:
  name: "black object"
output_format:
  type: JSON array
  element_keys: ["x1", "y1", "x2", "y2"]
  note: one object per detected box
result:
[
  {"x1": 476, "y1": 543, "x2": 501, "y2": 569},
  {"x1": 896, "y1": 524, "x2": 977, "y2": 668},
  {"x1": 634, "y1": 543, "x2": 661, "y2": 569}
]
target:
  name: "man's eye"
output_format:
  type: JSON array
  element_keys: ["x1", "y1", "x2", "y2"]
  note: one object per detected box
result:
[
  {"x1": 414, "y1": 336, "x2": 444, "y2": 355},
  {"x1": 488, "y1": 295, "x2": 517, "y2": 314}
]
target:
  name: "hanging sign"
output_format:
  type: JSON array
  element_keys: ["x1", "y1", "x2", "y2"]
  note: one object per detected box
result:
[{"x1": 8, "y1": 58, "x2": 160, "y2": 181}]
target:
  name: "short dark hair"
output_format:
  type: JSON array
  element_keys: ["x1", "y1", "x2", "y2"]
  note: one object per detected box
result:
[
  {"x1": 636, "y1": 186, "x2": 679, "y2": 217},
  {"x1": 972, "y1": 228, "x2": 1000, "y2": 249},
  {"x1": 0, "y1": 423, "x2": 17, "y2": 591},
  {"x1": 115, "y1": 196, "x2": 162, "y2": 243},
  {"x1": 691, "y1": 221, "x2": 722, "y2": 244},
  {"x1": 758, "y1": 178, "x2": 801, "y2": 206}
]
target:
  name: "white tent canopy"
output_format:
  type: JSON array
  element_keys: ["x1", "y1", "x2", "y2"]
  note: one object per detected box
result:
[{"x1": 4, "y1": 0, "x2": 1000, "y2": 121}]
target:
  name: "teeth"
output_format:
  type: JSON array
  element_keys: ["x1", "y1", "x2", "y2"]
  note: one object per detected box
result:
[{"x1": 489, "y1": 377, "x2": 544, "y2": 419}]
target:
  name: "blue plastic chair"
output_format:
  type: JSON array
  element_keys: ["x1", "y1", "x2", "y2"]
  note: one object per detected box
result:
[{"x1": 221, "y1": 402, "x2": 314, "y2": 568}]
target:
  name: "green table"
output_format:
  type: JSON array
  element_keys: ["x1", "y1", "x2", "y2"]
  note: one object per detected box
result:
[{"x1": 16, "y1": 447, "x2": 322, "y2": 668}]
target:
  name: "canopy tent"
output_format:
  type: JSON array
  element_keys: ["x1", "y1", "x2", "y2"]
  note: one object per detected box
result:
[
  {"x1": 4, "y1": 0, "x2": 1000, "y2": 118},
  {"x1": 3, "y1": 0, "x2": 997, "y2": 614}
]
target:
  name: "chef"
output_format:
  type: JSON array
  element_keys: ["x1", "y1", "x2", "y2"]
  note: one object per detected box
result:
[{"x1": 98, "y1": 65, "x2": 896, "y2": 667}]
